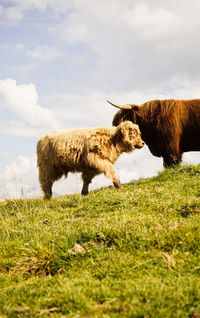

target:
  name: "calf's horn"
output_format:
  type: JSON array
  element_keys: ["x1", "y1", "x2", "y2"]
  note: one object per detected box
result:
[{"x1": 107, "y1": 100, "x2": 132, "y2": 110}]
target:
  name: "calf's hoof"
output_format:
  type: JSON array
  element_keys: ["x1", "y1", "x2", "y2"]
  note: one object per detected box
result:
[
  {"x1": 113, "y1": 181, "x2": 123, "y2": 189},
  {"x1": 44, "y1": 194, "x2": 52, "y2": 200}
]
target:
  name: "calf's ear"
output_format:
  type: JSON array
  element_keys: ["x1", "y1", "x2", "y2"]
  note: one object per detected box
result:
[
  {"x1": 117, "y1": 124, "x2": 129, "y2": 141},
  {"x1": 114, "y1": 125, "x2": 121, "y2": 136},
  {"x1": 113, "y1": 124, "x2": 124, "y2": 142}
]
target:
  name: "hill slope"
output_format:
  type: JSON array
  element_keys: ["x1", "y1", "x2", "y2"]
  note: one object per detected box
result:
[{"x1": 0, "y1": 165, "x2": 200, "y2": 317}]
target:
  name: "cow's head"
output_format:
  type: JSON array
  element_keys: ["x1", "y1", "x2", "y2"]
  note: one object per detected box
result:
[
  {"x1": 114, "y1": 121, "x2": 144, "y2": 153},
  {"x1": 107, "y1": 100, "x2": 140, "y2": 126}
]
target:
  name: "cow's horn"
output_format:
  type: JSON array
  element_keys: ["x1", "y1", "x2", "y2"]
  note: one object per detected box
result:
[{"x1": 107, "y1": 100, "x2": 132, "y2": 110}]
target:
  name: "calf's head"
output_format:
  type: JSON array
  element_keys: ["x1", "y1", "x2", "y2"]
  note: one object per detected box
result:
[{"x1": 114, "y1": 121, "x2": 144, "y2": 152}]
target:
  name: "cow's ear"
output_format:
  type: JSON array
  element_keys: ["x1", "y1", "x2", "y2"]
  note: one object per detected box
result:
[{"x1": 126, "y1": 105, "x2": 140, "y2": 123}]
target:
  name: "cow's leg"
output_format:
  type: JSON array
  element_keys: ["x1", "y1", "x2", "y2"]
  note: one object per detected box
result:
[
  {"x1": 163, "y1": 154, "x2": 182, "y2": 167},
  {"x1": 163, "y1": 142, "x2": 182, "y2": 167},
  {"x1": 81, "y1": 170, "x2": 98, "y2": 195}
]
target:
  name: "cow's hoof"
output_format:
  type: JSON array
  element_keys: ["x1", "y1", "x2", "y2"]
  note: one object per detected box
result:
[{"x1": 81, "y1": 191, "x2": 88, "y2": 196}]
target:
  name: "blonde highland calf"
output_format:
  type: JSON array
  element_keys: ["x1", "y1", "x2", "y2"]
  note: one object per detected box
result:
[{"x1": 37, "y1": 121, "x2": 144, "y2": 199}]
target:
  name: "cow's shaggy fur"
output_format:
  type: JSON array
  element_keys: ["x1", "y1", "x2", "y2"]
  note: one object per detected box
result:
[
  {"x1": 110, "y1": 99, "x2": 200, "y2": 167},
  {"x1": 37, "y1": 121, "x2": 144, "y2": 199}
]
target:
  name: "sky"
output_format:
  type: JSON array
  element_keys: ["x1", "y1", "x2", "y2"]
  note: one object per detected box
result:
[{"x1": 0, "y1": 0, "x2": 200, "y2": 200}]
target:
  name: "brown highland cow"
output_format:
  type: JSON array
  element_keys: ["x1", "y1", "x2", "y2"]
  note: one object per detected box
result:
[{"x1": 108, "y1": 99, "x2": 200, "y2": 167}]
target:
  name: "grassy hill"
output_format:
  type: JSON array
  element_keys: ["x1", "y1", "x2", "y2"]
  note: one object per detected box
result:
[{"x1": 0, "y1": 165, "x2": 200, "y2": 317}]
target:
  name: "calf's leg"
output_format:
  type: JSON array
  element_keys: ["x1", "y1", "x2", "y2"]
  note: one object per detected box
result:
[
  {"x1": 81, "y1": 170, "x2": 98, "y2": 195},
  {"x1": 41, "y1": 180, "x2": 53, "y2": 199},
  {"x1": 38, "y1": 165, "x2": 63, "y2": 199},
  {"x1": 88, "y1": 156, "x2": 122, "y2": 189},
  {"x1": 38, "y1": 169, "x2": 53, "y2": 199}
]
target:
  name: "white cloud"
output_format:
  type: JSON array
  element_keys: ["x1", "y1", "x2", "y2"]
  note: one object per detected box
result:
[
  {"x1": 57, "y1": 13, "x2": 90, "y2": 45},
  {"x1": 116, "y1": 146, "x2": 163, "y2": 182},
  {"x1": 3, "y1": 0, "x2": 200, "y2": 93},
  {"x1": 0, "y1": 5, "x2": 3, "y2": 15},
  {"x1": 41, "y1": 79, "x2": 200, "y2": 130},
  {"x1": 108, "y1": 80, "x2": 200, "y2": 105},
  {"x1": 26, "y1": 46, "x2": 63, "y2": 62},
  {"x1": 2, "y1": 155, "x2": 35, "y2": 180},
  {"x1": 122, "y1": 3, "x2": 184, "y2": 42},
  {"x1": 11, "y1": 0, "x2": 72, "y2": 12},
  {"x1": 0, "y1": 120, "x2": 46, "y2": 137},
  {"x1": 13, "y1": 0, "x2": 49, "y2": 11},
  {"x1": 0, "y1": 79, "x2": 60, "y2": 137},
  {"x1": 0, "y1": 0, "x2": 73, "y2": 24},
  {"x1": 9, "y1": 64, "x2": 38, "y2": 76},
  {"x1": 5, "y1": 6, "x2": 23, "y2": 23},
  {"x1": 0, "y1": 152, "x2": 14, "y2": 161},
  {"x1": 50, "y1": 0, "x2": 200, "y2": 91},
  {"x1": 14, "y1": 43, "x2": 25, "y2": 52},
  {"x1": 0, "y1": 155, "x2": 40, "y2": 200},
  {"x1": 183, "y1": 152, "x2": 200, "y2": 165},
  {"x1": 1, "y1": 43, "x2": 25, "y2": 52},
  {"x1": 41, "y1": 91, "x2": 116, "y2": 128}
]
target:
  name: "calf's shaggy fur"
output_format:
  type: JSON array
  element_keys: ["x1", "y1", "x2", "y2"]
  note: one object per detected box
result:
[{"x1": 37, "y1": 121, "x2": 144, "y2": 199}]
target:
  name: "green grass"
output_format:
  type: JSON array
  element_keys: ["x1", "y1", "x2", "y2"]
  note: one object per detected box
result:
[{"x1": 0, "y1": 165, "x2": 200, "y2": 317}]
